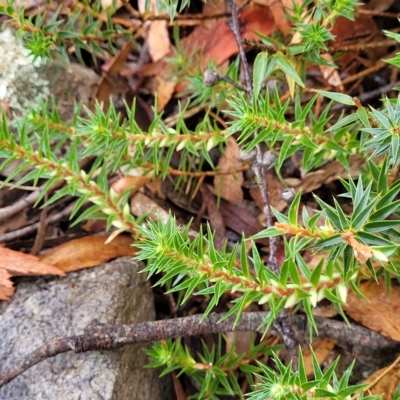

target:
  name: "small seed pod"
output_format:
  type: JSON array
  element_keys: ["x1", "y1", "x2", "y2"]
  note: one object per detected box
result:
[
  {"x1": 280, "y1": 188, "x2": 296, "y2": 203},
  {"x1": 262, "y1": 150, "x2": 277, "y2": 167},
  {"x1": 203, "y1": 69, "x2": 220, "y2": 87},
  {"x1": 240, "y1": 148, "x2": 257, "y2": 161}
]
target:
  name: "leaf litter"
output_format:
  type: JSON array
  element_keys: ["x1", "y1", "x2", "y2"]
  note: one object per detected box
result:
[{"x1": 0, "y1": 246, "x2": 65, "y2": 301}]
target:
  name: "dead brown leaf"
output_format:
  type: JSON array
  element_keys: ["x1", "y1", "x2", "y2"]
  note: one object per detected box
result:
[
  {"x1": 155, "y1": 73, "x2": 176, "y2": 112},
  {"x1": 131, "y1": 191, "x2": 170, "y2": 224},
  {"x1": 319, "y1": 53, "x2": 344, "y2": 91},
  {"x1": 145, "y1": 179, "x2": 166, "y2": 199},
  {"x1": 147, "y1": 21, "x2": 171, "y2": 62},
  {"x1": 1, "y1": 246, "x2": 65, "y2": 277},
  {"x1": 344, "y1": 279, "x2": 400, "y2": 341},
  {"x1": 171, "y1": 5, "x2": 275, "y2": 94},
  {"x1": 172, "y1": 372, "x2": 187, "y2": 400},
  {"x1": 0, "y1": 268, "x2": 15, "y2": 301},
  {"x1": 138, "y1": 2, "x2": 170, "y2": 61},
  {"x1": 136, "y1": 0, "x2": 174, "y2": 111},
  {"x1": 110, "y1": 175, "x2": 152, "y2": 195},
  {"x1": 81, "y1": 219, "x2": 107, "y2": 233},
  {"x1": 91, "y1": 41, "x2": 134, "y2": 110},
  {"x1": 202, "y1": 0, "x2": 227, "y2": 29},
  {"x1": 197, "y1": 6, "x2": 275, "y2": 70},
  {"x1": 148, "y1": 20, "x2": 171, "y2": 62},
  {"x1": 362, "y1": 360, "x2": 400, "y2": 400},
  {"x1": 0, "y1": 246, "x2": 65, "y2": 301},
  {"x1": 131, "y1": 5, "x2": 275, "y2": 97},
  {"x1": 138, "y1": 0, "x2": 171, "y2": 62},
  {"x1": 255, "y1": 0, "x2": 291, "y2": 36},
  {"x1": 219, "y1": 201, "x2": 269, "y2": 247},
  {"x1": 39, "y1": 234, "x2": 136, "y2": 272},
  {"x1": 331, "y1": 13, "x2": 383, "y2": 67},
  {"x1": 213, "y1": 137, "x2": 244, "y2": 204}
]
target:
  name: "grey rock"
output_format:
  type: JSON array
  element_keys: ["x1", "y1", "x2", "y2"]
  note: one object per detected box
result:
[
  {"x1": 0, "y1": 257, "x2": 173, "y2": 400},
  {"x1": 0, "y1": 27, "x2": 98, "y2": 121},
  {"x1": 0, "y1": 27, "x2": 99, "y2": 181}
]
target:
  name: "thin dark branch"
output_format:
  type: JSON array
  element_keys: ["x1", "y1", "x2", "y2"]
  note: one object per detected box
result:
[
  {"x1": 0, "y1": 312, "x2": 397, "y2": 388},
  {"x1": 0, "y1": 189, "x2": 42, "y2": 223},
  {"x1": 242, "y1": 38, "x2": 286, "y2": 54},
  {"x1": 227, "y1": 0, "x2": 297, "y2": 368},
  {"x1": 227, "y1": 0, "x2": 252, "y2": 97},
  {"x1": 251, "y1": 157, "x2": 278, "y2": 272},
  {"x1": 0, "y1": 201, "x2": 78, "y2": 243},
  {"x1": 219, "y1": 75, "x2": 247, "y2": 92},
  {"x1": 242, "y1": 37, "x2": 399, "y2": 55},
  {"x1": 226, "y1": 1, "x2": 277, "y2": 273}
]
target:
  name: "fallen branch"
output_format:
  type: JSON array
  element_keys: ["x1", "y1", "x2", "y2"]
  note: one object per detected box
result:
[{"x1": 0, "y1": 312, "x2": 397, "y2": 388}]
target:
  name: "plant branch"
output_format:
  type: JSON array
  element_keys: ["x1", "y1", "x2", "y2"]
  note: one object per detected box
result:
[
  {"x1": 3, "y1": 142, "x2": 137, "y2": 235},
  {"x1": 5, "y1": 18, "x2": 134, "y2": 43},
  {"x1": 252, "y1": 152, "x2": 279, "y2": 272},
  {"x1": 0, "y1": 312, "x2": 396, "y2": 388},
  {"x1": 219, "y1": 75, "x2": 248, "y2": 92},
  {"x1": 242, "y1": 37, "x2": 399, "y2": 55},
  {"x1": 227, "y1": 0, "x2": 252, "y2": 97}
]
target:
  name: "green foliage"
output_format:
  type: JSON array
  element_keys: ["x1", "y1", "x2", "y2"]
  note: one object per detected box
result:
[
  {"x1": 361, "y1": 97, "x2": 400, "y2": 168},
  {"x1": 226, "y1": 89, "x2": 359, "y2": 172},
  {"x1": 169, "y1": 25, "x2": 241, "y2": 111},
  {"x1": 146, "y1": 336, "x2": 279, "y2": 399},
  {"x1": 393, "y1": 382, "x2": 400, "y2": 400},
  {"x1": 248, "y1": 350, "x2": 379, "y2": 400},
  {"x1": 383, "y1": 30, "x2": 400, "y2": 68},
  {"x1": 0, "y1": 0, "x2": 132, "y2": 62},
  {"x1": 1, "y1": 0, "x2": 399, "y2": 398},
  {"x1": 154, "y1": 0, "x2": 191, "y2": 20}
]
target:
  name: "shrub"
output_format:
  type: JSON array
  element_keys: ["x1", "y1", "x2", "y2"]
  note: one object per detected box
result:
[{"x1": 1, "y1": 0, "x2": 399, "y2": 398}]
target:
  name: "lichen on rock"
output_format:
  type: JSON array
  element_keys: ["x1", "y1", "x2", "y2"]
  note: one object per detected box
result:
[
  {"x1": 0, "y1": 28, "x2": 50, "y2": 115},
  {"x1": 0, "y1": 27, "x2": 98, "y2": 121}
]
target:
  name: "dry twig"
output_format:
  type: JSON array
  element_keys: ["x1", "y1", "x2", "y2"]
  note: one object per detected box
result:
[
  {"x1": 0, "y1": 201, "x2": 78, "y2": 243},
  {"x1": 0, "y1": 312, "x2": 396, "y2": 388}
]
